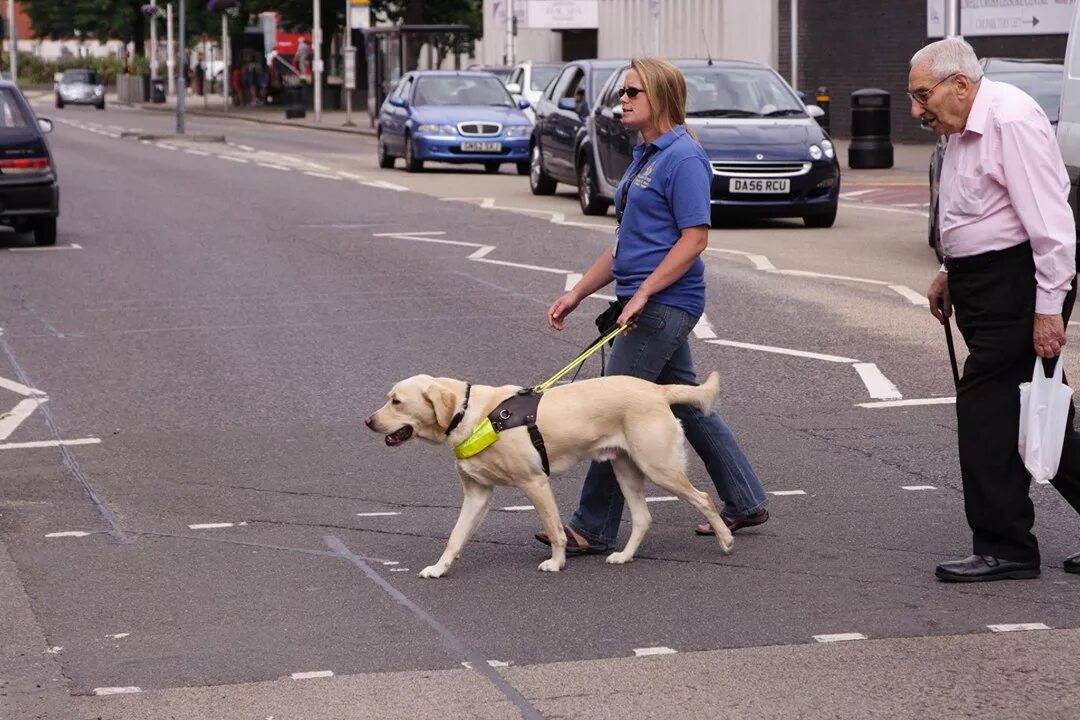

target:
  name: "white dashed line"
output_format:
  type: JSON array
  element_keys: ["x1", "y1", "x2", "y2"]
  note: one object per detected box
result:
[
  {"x1": 858, "y1": 397, "x2": 955, "y2": 409},
  {"x1": 382, "y1": 561, "x2": 400, "y2": 566},
  {"x1": 633, "y1": 647, "x2": 678, "y2": 657},
  {"x1": 813, "y1": 633, "x2": 867, "y2": 643},
  {"x1": 218, "y1": 155, "x2": 249, "y2": 164},
  {"x1": 361, "y1": 180, "x2": 409, "y2": 192},
  {"x1": 235, "y1": 144, "x2": 255, "y2": 152},
  {"x1": 45, "y1": 531, "x2": 91, "y2": 538},
  {"x1": 184, "y1": 149, "x2": 210, "y2": 156},
  {"x1": 304, "y1": 162, "x2": 330, "y2": 170},
  {"x1": 770, "y1": 490, "x2": 806, "y2": 496},
  {"x1": 290, "y1": 671, "x2": 334, "y2": 680},
  {"x1": 106, "y1": 633, "x2": 131, "y2": 639},
  {"x1": 338, "y1": 171, "x2": 367, "y2": 180},
  {"x1": 390, "y1": 568, "x2": 410, "y2": 572},
  {"x1": 155, "y1": 143, "x2": 177, "y2": 150},
  {"x1": 988, "y1": 623, "x2": 1051, "y2": 632},
  {"x1": 303, "y1": 171, "x2": 340, "y2": 180},
  {"x1": 356, "y1": 512, "x2": 401, "y2": 517},
  {"x1": 501, "y1": 505, "x2": 535, "y2": 511},
  {"x1": 0, "y1": 438, "x2": 101, "y2": 450},
  {"x1": 188, "y1": 522, "x2": 246, "y2": 530},
  {"x1": 461, "y1": 660, "x2": 510, "y2": 669},
  {"x1": 645, "y1": 496, "x2": 679, "y2": 503},
  {"x1": 93, "y1": 687, "x2": 142, "y2": 695},
  {"x1": 901, "y1": 485, "x2": 937, "y2": 491},
  {"x1": 256, "y1": 162, "x2": 292, "y2": 171}
]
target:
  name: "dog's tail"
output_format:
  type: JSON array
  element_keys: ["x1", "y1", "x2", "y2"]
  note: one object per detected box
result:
[{"x1": 660, "y1": 371, "x2": 720, "y2": 413}]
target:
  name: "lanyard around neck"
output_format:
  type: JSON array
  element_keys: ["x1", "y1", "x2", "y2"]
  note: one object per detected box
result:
[{"x1": 615, "y1": 144, "x2": 660, "y2": 225}]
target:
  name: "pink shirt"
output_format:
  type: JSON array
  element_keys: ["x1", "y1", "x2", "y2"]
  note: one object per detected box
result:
[{"x1": 939, "y1": 78, "x2": 1076, "y2": 314}]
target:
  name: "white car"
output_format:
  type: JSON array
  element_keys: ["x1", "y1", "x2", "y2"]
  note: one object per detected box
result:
[{"x1": 505, "y1": 62, "x2": 562, "y2": 122}]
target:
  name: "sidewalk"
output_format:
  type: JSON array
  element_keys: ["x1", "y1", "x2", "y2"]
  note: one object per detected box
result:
[{"x1": 129, "y1": 92, "x2": 378, "y2": 137}]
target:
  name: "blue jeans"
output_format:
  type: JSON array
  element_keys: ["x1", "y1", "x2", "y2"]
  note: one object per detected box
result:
[{"x1": 568, "y1": 300, "x2": 768, "y2": 545}]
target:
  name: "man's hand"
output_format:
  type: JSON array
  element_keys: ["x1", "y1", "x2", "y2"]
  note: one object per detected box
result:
[
  {"x1": 1034, "y1": 313, "x2": 1067, "y2": 358},
  {"x1": 546, "y1": 292, "x2": 581, "y2": 331},
  {"x1": 617, "y1": 290, "x2": 650, "y2": 330},
  {"x1": 928, "y1": 271, "x2": 951, "y2": 324}
]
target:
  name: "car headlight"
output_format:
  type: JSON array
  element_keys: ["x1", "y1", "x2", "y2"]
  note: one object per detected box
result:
[
  {"x1": 504, "y1": 125, "x2": 530, "y2": 137},
  {"x1": 416, "y1": 124, "x2": 456, "y2": 135},
  {"x1": 809, "y1": 145, "x2": 823, "y2": 160},
  {"x1": 821, "y1": 139, "x2": 834, "y2": 159},
  {"x1": 94, "y1": 86, "x2": 104, "y2": 96}
]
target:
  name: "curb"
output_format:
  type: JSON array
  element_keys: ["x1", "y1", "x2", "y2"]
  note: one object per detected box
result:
[{"x1": 136, "y1": 102, "x2": 377, "y2": 137}]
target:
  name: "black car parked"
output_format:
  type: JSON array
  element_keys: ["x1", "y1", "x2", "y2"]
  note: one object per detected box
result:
[
  {"x1": 0, "y1": 81, "x2": 58, "y2": 245},
  {"x1": 528, "y1": 59, "x2": 626, "y2": 203}
]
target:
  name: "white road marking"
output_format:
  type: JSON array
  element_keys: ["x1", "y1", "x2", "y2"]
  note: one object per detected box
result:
[
  {"x1": 106, "y1": 133, "x2": 121, "y2": 139},
  {"x1": 290, "y1": 671, "x2": 334, "y2": 680},
  {"x1": 856, "y1": 397, "x2": 955, "y2": 409},
  {"x1": 372, "y1": 230, "x2": 447, "y2": 236},
  {"x1": 901, "y1": 485, "x2": 937, "y2": 491},
  {"x1": 184, "y1": 149, "x2": 210, "y2": 156},
  {"x1": 219, "y1": 155, "x2": 249, "y2": 164},
  {"x1": 9, "y1": 244, "x2": 83, "y2": 252},
  {"x1": 140, "y1": 140, "x2": 153, "y2": 145},
  {"x1": 390, "y1": 568, "x2": 410, "y2": 572},
  {"x1": 0, "y1": 376, "x2": 46, "y2": 397},
  {"x1": 256, "y1": 162, "x2": 292, "y2": 171},
  {"x1": 304, "y1": 171, "x2": 340, "y2": 180},
  {"x1": 692, "y1": 314, "x2": 717, "y2": 340},
  {"x1": 106, "y1": 633, "x2": 131, "y2": 639},
  {"x1": 501, "y1": 505, "x2": 535, "y2": 511},
  {"x1": 770, "y1": 490, "x2": 807, "y2": 496},
  {"x1": 0, "y1": 438, "x2": 100, "y2": 450},
  {"x1": 853, "y1": 363, "x2": 903, "y2": 400},
  {"x1": 356, "y1": 512, "x2": 401, "y2": 517},
  {"x1": 841, "y1": 202, "x2": 929, "y2": 218},
  {"x1": 304, "y1": 162, "x2": 330, "y2": 170},
  {"x1": 473, "y1": 257, "x2": 571, "y2": 274},
  {"x1": 338, "y1": 171, "x2": 367, "y2": 180},
  {"x1": 988, "y1": 623, "x2": 1051, "y2": 632},
  {"x1": 889, "y1": 284, "x2": 930, "y2": 306},
  {"x1": 188, "y1": 522, "x2": 240, "y2": 530},
  {"x1": 468, "y1": 245, "x2": 496, "y2": 259},
  {"x1": 706, "y1": 248, "x2": 776, "y2": 271},
  {"x1": 633, "y1": 646, "x2": 677, "y2": 657},
  {"x1": 235, "y1": 144, "x2": 255, "y2": 152},
  {"x1": 362, "y1": 180, "x2": 409, "y2": 191},
  {"x1": 93, "y1": 687, "x2": 142, "y2": 695},
  {"x1": 155, "y1": 143, "x2": 177, "y2": 151},
  {"x1": 382, "y1": 561, "x2": 400, "y2": 566},
  {"x1": 45, "y1": 531, "x2": 91, "y2": 538},
  {"x1": 705, "y1": 339, "x2": 858, "y2": 364},
  {"x1": 46, "y1": 646, "x2": 63, "y2": 654},
  {"x1": 462, "y1": 660, "x2": 510, "y2": 669},
  {"x1": 565, "y1": 272, "x2": 582, "y2": 291},
  {"x1": 770, "y1": 269, "x2": 892, "y2": 286},
  {"x1": 838, "y1": 189, "x2": 879, "y2": 199},
  {"x1": 0, "y1": 398, "x2": 44, "y2": 441},
  {"x1": 814, "y1": 633, "x2": 867, "y2": 643}
]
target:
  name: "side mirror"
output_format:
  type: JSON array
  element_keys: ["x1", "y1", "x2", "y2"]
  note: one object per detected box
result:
[
  {"x1": 389, "y1": 95, "x2": 407, "y2": 108},
  {"x1": 557, "y1": 97, "x2": 577, "y2": 112},
  {"x1": 805, "y1": 104, "x2": 825, "y2": 118},
  {"x1": 518, "y1": 98, "x2": 531, "y2": 110},
  {"x1": 37, "y1": 118, "x2": 53, "y2": 134},
  {"x1": 506, "y1": 83, "x2": 522, "y2": 95}
]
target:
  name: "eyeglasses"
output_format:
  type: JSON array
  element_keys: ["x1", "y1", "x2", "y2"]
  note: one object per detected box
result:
[
  {"x1": 617, "y1": 86, "x2": 646, "y2": 99},
  {"x1": 907, "y1": 73, "x2": 958, "y2": 105}
]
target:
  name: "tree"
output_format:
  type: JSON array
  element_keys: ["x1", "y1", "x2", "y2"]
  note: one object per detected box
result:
[{"x1": 25, "y1": 0, "x2": 221, "y2": 54}]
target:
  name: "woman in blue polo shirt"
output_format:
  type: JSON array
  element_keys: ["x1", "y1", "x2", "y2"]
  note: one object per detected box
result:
[{"x1": 538, "y1": 58, "x2": 769, "y2": 554}]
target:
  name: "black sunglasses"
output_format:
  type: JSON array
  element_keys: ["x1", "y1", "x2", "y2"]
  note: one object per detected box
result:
[{"x1": 617, "y1": 86, "x2": 646, "y2": 99}]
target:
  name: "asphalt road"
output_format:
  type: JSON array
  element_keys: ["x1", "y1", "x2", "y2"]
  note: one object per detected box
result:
[{"x1": 1, "y1": 101, "x2": 1078, "y2": 720}]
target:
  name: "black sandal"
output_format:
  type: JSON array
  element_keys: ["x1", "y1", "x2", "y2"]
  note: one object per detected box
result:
[{"x1": 534, "y1": 524, "x2": 609, "y2": 555}]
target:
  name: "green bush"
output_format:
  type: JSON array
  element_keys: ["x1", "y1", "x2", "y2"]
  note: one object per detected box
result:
[{"x1": 0, "y1": 52, "x2": 156, "y2": 86}]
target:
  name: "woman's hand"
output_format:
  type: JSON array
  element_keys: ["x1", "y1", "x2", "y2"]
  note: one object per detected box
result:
[
  {"x1": 547, "y1": 292, "x2": 581, "y2": 330},
  {"x1": 617, "y1": 290, "x2": 650, "y2": 330}
]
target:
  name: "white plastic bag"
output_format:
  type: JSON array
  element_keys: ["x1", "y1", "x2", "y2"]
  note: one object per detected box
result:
[{"x1": 1018, "y1": 355, "x2": 1074, "y2": 484}]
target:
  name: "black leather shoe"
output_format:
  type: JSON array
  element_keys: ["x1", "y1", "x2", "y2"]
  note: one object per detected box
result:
[
  {"x1": 1065, "y1": 552, "x2": 1080, "y2": 574},
  {"x1": 935, "y1": 554, "x2": 1040, "y2": 582}
]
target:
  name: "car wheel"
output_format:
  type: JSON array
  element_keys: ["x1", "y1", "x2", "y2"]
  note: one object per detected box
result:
[
  {"x1": 803, "y1": 205, "x2": 837, "y2": 228},
  {"x1": 403, "y1": 134, "x2": 423, "y2": 173},
  {"x1": 377, "y1": 134, "x2": 395, "y2": 169},
  {"x1": 529, "y1": 144, "x2": 557, "y2": 195},
  {"x1": 96, "y1": 100, "x2": 105, "y2": 110},
  {"x1": 55, "y1": 96, "x2": 64, "y2": 109},
  {"x1": 484, "y1": 162, "x2": 501, "y2": 173},
  {"x1": 33, "y1": 218, "x2": 57, "y2": 246},
  {"x1": 578, "y1": 156, "x2": 610, "y2": 216},
  {"x1": 516, "y1": 161, "x2": 529, "y2": 176}
]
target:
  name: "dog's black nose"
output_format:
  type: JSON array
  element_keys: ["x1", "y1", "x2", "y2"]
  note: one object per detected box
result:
[{"x1": 364, "y1": 416, "x2": 374, "y2": 429}]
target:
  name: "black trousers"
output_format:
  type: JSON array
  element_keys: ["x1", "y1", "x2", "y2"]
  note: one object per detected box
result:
[{"x1": 949, "y1": 242, "x2": 1080, "y2": 562}]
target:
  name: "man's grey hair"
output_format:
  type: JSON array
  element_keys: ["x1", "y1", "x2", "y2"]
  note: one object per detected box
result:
[{"x1": 910, "y1": 38, "x2": 984, "y2": 82}]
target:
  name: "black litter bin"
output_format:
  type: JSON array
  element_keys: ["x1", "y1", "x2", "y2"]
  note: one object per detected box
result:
[
  {"x1": 284, "y1": 76, "x2": 306, "y2": 119},
  {"x1": 848, "y1": 88, "x2": 893, "y2": 169},
  {"x1": 151, "y1": 78, "x2": 166, "y2": 104}
]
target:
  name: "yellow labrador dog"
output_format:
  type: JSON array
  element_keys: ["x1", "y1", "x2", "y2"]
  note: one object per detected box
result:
[{"x1": 366, "y1": 372, "x2": 733, "y2": 578}]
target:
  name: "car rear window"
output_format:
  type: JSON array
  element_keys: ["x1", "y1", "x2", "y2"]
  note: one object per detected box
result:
[
  {"x1": 0, "y1": 89, "x2": 28, "y2": 128},
  {"x1": 63, "y1": 71, "x2": 98, "y2": 84}
]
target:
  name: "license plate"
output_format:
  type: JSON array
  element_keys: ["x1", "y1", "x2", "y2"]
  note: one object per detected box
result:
[
  {"x1": 730, "y1": 178, "x2": 790, "y2": 193},
  {"x1": 460, "y1": 141, "x2": 501, "y2": 152}
]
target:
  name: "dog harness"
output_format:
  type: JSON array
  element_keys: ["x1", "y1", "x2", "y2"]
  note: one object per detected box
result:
[{"x1": 453, "y1": 388, "x2": 550, "y2": 475}]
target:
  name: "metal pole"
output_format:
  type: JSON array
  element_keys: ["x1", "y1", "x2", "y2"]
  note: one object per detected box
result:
[
  {"x1": 790, "y1": 0, "x2": 798, "y2": 92},
  {"x1": 505, "y1": 0, "x2": 514, "y2": 65},
  {"x1": 945, "y1": 0, "x2": 961, "y2": 37},
  {"x1": 344, "y1": 0, "x2": 353, "y2": 126},
  {"x1": 222, "y1": 13, "x2": 229, "y2": 112},
  {"x1": 150, "y1": 0, "x2": 158, "y2": 80},
  {"x1": 166, "y1": 3, "x2": 175, "y2": 97},
  {"x1": 177, "y1": 0, "x2": 186, "y2": 133},
  {"x1": 203, "y1": 36, "x2": 209, "y2": 108},
  {"x1": 8, "y1": 0, "x2": 16, "y2": 84},
  {"x1": 313, "y1": 0, "x2": 322, "y2": 123},
  {"x1": 654, "y1": 0, "x2": 660, "y2": 55}
]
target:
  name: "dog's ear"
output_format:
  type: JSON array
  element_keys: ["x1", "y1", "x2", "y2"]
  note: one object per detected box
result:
[{"x1": 423, "y1": 380, "x2": 458, "y2": 431}]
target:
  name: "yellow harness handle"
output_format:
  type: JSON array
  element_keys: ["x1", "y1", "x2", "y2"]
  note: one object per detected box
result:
[{"x1": 533, "y1": 324, "x2": 627, "y2": 394}]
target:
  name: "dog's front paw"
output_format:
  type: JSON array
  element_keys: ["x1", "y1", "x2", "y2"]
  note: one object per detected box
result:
[
  {"x1": 537, "y1": 558, "x2": 564, "y2": 573},
  {"x1": 419, "y1": 564, "x2": 447, "y2": 579},
  {"x1": 605, "y1": 551, "x2": 634, "y2": 565}
]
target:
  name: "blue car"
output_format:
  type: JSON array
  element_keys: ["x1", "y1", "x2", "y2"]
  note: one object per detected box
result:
[{"x1": 376, "y1": 70, "x2": 533, "y2": 174}]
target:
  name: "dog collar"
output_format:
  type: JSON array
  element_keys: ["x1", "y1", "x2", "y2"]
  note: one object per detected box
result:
[{"x1": 444, "y1": 383, "x2": 472, "y2": 436}]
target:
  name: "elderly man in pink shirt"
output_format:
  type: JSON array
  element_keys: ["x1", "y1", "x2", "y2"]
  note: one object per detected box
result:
[{"x1": 912, "y1": 37, "x2": 1080, "y2": 582}]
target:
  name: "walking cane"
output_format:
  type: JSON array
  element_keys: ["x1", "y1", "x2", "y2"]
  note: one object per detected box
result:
[{"x1": 943, "y1": 314, "x2": 961, "y2": 391}]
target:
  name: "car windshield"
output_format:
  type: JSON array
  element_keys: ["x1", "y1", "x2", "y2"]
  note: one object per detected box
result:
[
  {"x1": 683, "y1": 67, "x2": 804, "y2": 118},
  {"x1": 987, "y1": 68, "x2": 1063, "y2": 122},
  {"x1": 0, "y1": 89, "x2": 28, "y2": 128},
  {"x1": 414, "y1": 76, "x2": 514, "y2": 107},
  {"x1": 63, "y1": 71, "x2": 98, "y2": 84},
  {"x1": 531, "y1": 66, "x2": 560, "y2": 92}
]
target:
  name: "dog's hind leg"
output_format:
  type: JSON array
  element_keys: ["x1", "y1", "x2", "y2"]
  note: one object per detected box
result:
[
  {"x1": 419, "y1": 472, "x2": 493, "y2": 579},
  {"x1": 519, "y1": 477, "x2": 566, "y2": 572},
  {"x1": 606, "y1": 454, "x2": 651, "y2": 564}
]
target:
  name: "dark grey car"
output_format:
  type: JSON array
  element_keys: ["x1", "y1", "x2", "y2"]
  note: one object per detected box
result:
[{"x1": 928, "y1": 58, "x2": 1063, "y2": 258}]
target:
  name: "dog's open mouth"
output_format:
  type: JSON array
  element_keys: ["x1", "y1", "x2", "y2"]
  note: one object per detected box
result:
[{"x1": 385, "y1": 425, "x2": 413, "y2": 446}]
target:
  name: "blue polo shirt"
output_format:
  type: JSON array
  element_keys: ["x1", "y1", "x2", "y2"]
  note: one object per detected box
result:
[{"x1": 612, "y1": 125, "x2": 712, "y2": 317}]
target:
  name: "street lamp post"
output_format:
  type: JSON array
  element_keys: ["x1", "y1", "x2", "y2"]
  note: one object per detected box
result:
[
  {"x1": 344, "y1": 0, "x2": 354, "y2": 126},
  {"x1": 166, "y1": 3, "x2": 175, "y2": 97},
  {"x1": 7, "y1": 0, "x2": 16, "y2": 84},
  {"x1": 177, "y1": 0, "x2": 186, "y2": 134},
  {"x1": 150, "y1": 0, "x2": 158, "y2": 80},
  {"x1": 945, "y1": 0, "x2": 961, "y2": 37},
  {"x1": 313, "y1": 0, "x2": 322, "y2": 123}
]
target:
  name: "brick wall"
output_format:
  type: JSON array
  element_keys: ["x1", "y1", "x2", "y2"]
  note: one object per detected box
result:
[{"x1": 778, "y1": 0, "x2": 1068, "y2": 143}]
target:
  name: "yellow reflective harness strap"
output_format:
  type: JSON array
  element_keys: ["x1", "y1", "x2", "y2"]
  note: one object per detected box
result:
[{"x1": 533, "y1": 324, "x2": 627, "y2": 394}]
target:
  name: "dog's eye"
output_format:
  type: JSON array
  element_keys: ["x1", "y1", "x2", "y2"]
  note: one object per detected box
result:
[{"x1": 391, "y1": 398, "x2": 401, "y2": 406}]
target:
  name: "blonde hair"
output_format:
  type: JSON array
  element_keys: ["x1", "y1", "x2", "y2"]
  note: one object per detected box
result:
[{"x1": 630, "y1": 57, "x2": 696, "y2": 139}]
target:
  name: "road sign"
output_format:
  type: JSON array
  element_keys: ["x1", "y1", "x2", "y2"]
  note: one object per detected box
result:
[
  {"x1": 344, "y1": 47, "x2": 356, "y2": 90},
  {"x1": 928, "y1": 0, "x2": 1076, "y2": 37}
]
